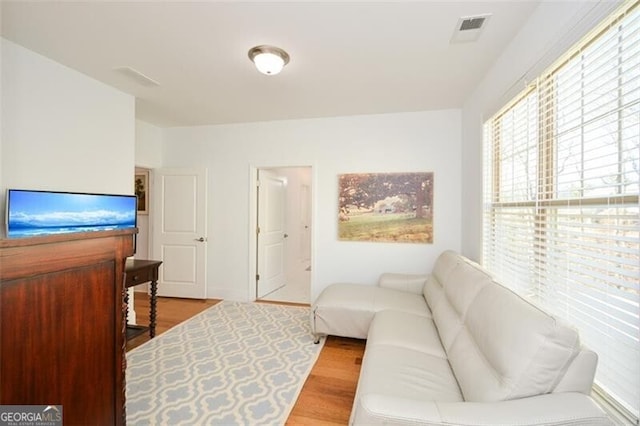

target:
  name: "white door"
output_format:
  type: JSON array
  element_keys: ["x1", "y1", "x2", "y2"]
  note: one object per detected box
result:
[
  {"x1": 300, "y1": 183, "x2": 311, "y2": 263},
  {"x1": 152, "y1": 168, "x2": 207, "y2": 299},
  {"x1": 257, "y1": 170, "x2": 287, "y2": 298}
]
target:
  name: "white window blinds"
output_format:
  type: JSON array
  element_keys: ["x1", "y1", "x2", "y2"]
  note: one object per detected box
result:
[{"x1": 483, "y1": 2, "x2": 640, "y2": 421}]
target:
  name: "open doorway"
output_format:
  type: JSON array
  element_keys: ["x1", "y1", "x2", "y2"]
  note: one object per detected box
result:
[{"x1": 254, "y1": 166, "x2": 312, "y2": 304}]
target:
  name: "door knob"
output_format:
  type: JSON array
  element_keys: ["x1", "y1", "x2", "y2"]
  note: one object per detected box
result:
[
  {"x1": 195, "y1": 237, "x2": 206, "y2": 242},
  {"x1": 284, "y1": 233, "x2": 289, "y2": 238}
]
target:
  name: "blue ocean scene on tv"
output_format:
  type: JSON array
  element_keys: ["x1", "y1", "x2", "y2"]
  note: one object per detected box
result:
[{"x1": 7, "y1": 190, "x2": 137, "y2": 238}]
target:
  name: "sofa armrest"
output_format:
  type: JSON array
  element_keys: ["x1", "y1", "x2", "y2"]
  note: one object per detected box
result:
[
  {"x1": 352, "y1": 392, "x2": 614, "y2": 426},
  {"x1": 377, "y1": 273, "x2": 428, "y2": 294}
]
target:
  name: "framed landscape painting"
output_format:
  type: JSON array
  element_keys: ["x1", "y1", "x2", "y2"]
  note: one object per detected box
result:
[
  {"x1": 338, "y1": 172, "x2": 434, "y2": 243},
  {"x1": 135, "y1": 170, "x2": 148, "y2": 214}
]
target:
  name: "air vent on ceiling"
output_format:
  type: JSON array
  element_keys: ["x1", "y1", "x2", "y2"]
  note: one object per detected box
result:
[
  {"x1": 460, "y1": 17, "x2": 486, "y2": 31},
  {"x1": 451, "y1": 13, "x2": 492, "y2": 44},
  {"x1": 114, "y1": 66, "x2": 160, "y2": 87}
]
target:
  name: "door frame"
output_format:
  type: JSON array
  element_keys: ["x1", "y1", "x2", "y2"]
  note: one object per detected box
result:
[{"x1": 248, "y1": 165, "x2": 315, "y2": 302}]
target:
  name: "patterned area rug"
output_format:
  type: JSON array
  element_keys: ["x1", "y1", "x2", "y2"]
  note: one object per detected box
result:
[{"x1": 126, "y1": 301, "x2": 325, "y2": 425}]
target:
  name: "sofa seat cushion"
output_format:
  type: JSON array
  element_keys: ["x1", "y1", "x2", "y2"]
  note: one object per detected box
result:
[
  {"x1": 352, "y1": 392, "x2": 612, "y2": 426},
  {"x1": 367, "y1": 310, "x2": 446, "y2": 359},
  {"x1": 355, "y1": 344, "x2": 463, "y2": 404},
  {"x1": 312, "y1": 283, "x2": 430, "y2": 339}
]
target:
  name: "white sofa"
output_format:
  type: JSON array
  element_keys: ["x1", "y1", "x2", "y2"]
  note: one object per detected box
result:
[{"x1": 311, "y1": 250, "x2": 613, "y2": 425}]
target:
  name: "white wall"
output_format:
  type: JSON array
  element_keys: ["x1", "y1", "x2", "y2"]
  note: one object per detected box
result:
[
  {"x1": 134, "y1": 120, "x2": 163, "y2": 260},
  {"x1": 460, "y1": 1, "x2": 622, "y2": 262},
  {"x1": 1, "y1": 38, "x2": 135, "y2": 205},
  {"x1": 162, "y1": 110, "x2": 461, "y2": 301},
  {"x1": 136, "y1": 120, "x2": 163, "y2": 169}
]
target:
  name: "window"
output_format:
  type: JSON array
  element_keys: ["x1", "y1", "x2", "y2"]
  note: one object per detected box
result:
[{"x1": 483, "y1": 2, "x2": 639, "y2": 422}]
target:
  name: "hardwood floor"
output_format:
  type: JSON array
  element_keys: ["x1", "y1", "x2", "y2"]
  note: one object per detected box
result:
[
  {"x1": 287, "y1": 336, "x2": 365, "y2": 425},
  {"x1": 126, "y1": 295, "x2": 366, "y2": 424},
  {"x1": 125, "y1": 295, "x2": 221, "y2": 351}
]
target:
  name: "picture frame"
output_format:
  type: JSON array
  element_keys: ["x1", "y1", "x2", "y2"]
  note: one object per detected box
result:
[
  {"x1": 134, "y1": 170, "x2": 149, "y2": 214},
  {"x1": 338, "y1": 172, "x2": 434, "y2": 243}
]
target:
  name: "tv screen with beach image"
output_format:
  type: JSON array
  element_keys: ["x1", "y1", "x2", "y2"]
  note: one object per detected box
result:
[{"x1": 6, "y1": 189, "x2": 137, "y2": 238}]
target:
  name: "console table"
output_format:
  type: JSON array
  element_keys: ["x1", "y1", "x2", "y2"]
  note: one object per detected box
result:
[{"x1": 125, "y1": 259, "x2": 162, "y2": 339}]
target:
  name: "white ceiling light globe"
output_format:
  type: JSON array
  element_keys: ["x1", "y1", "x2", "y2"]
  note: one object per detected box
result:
[
  {"x1": 254, "y1": 52, "x2": 285, "y2": 75},
  {"x1": 248, "y1": 45, "x2": 290, "y2": 76}
]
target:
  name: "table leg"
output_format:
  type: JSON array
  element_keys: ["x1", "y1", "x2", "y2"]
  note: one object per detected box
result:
[
  {"x1": 149, "y1": 280, "x2": 158, "y2": 338},
  {"x1": 124, "y1": 288, "x2": 129, "y2": 325}
]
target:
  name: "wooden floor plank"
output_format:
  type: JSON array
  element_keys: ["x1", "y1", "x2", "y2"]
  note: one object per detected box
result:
[{"x1": 288, "y1": 336, "x2": 365, "y2": 424}]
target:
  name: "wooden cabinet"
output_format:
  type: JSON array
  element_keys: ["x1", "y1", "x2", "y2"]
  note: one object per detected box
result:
[{"x1": 0, "y1": 229, "x2": 136, "y2": 426}]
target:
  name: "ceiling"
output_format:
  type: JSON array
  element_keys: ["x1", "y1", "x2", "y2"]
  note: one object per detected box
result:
[{"x1": 1, "y1": 1, "x2": 543, "y2": 128}]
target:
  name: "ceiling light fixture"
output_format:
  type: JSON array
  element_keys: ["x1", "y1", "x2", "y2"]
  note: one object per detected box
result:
[{"x1": 248, "y1": 45, "x2": 290, "y2": 76}]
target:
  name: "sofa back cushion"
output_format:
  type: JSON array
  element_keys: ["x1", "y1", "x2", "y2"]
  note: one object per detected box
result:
[
  {"x1": 423, "y1": 250, "x2": 460, "y2": 310},
  {"x1": 431, "y1": 250, "x2": 460, "y2": 284},
  {"x1": 427, "y1": 253, "x2": 583, "y2": 402},
  {"x1": 426, "y1": 255, "x2": 492, "y2": 352}
]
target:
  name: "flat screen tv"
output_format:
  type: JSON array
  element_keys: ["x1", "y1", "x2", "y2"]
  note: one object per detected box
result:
[{"x1": 5, "y1": 189, "x2": 137, "y2": 238}]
